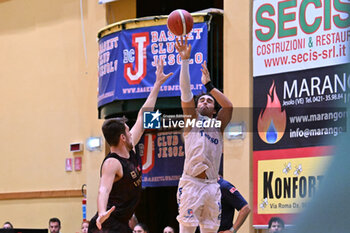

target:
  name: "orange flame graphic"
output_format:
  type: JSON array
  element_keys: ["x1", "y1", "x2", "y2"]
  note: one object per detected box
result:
[{"x1": 258, "y1": 81, "x2": 286, "y2": 144}]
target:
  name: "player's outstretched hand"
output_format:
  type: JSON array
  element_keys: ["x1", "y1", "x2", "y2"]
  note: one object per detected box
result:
[
  {"x1": 175, "y1": 36, "x2": 191, "y2": 60},
  {"x1": 201, "y1": 61, "x2": 211, "y2": 85},
  {"x1": 96, "y1": 206, "x2": 116, "y2": 230},
  {"x1": 155, "y1": 58, "x2": 173, "y2": 86}
]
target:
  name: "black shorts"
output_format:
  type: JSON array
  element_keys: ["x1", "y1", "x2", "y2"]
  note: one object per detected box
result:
[{"x1": 88, "y1": 214, "x2": 132, "y2": 233}]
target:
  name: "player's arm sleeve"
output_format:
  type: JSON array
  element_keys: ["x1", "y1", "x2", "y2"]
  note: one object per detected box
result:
[
  {"x1": 179, "y1": 59, "x2": 196, "y2": 124},
  {"x1": 180, "y1": 59, "x2": 194, "y2": 103}
]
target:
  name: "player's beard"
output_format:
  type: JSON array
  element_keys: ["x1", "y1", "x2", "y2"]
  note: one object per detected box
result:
[
  {"x1": 198, "y1": 106, "x2": 213, "y2": 118},
  {"x1": 125, "y1": 136, "x2": 133, "y2": 151}
]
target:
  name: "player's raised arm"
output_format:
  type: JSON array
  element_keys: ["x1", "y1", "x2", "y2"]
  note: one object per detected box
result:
[
  {"x1": 201, "y1": 61, "x2": 233, "y2": 132},
  {"x1": 130, "y1": 58, "x2": 173, "y2": 146},
  {"x1": 175, "y1": 36, "x2": 197, "y2": 134}
]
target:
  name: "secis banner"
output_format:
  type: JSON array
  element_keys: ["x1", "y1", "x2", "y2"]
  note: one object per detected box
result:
[{"x1": 98, "y1": 22, "x2": 208, "y2": 107}]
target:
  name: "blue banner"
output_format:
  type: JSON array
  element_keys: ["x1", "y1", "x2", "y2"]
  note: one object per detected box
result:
[
  {"x1": 136, "y1": 131, "x2": 185, "y2": 187},
  {"x1": 98, "y1": 22, "x2": 208, "y2": 107}
]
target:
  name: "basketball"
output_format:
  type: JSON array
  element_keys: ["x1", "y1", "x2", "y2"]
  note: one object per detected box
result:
[{"x1": 167, "y1": 9, "x2": 193, "y2": 36}]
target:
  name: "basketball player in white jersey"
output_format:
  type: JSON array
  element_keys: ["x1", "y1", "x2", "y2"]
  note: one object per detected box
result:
[{"x1": 175, "y1": 36, "x2": 233, "y2": 233}]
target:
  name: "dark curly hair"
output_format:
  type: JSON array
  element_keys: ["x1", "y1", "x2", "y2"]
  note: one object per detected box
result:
[{"x1": 194, "y1": 92, "x2": 221, "y2": 115}]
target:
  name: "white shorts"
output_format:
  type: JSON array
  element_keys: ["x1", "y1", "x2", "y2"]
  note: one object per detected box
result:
[{"x1": 176, "y1": 175, "x2": 221, "y2": 231}]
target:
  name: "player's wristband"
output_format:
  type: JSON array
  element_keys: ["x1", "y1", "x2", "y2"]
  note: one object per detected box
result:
[
  {"x1": 230, "y1": 227, "x2": 237, "y2": 233},
  {"x1": 204, "y1": 81, "x2": 215, "y2": 92}
]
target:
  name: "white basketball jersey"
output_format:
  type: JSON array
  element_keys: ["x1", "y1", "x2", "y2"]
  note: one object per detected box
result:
[{"x1": 183, "y1": 114, "x2": 223, "y2": 180}]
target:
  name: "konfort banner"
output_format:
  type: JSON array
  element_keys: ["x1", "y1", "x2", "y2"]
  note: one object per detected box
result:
[
  {"x1": 252, "y1": 0, "x2": 350, "y2": 227},
  {"x1": 253, "y1": 146, "x2": 332, "y2": 225},
  {"x1": 98, "y1": 22, "x2": 208, "y2": 107}
]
